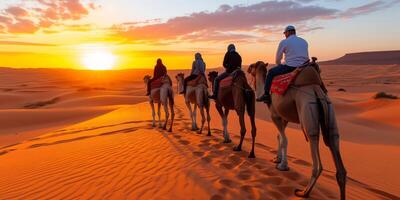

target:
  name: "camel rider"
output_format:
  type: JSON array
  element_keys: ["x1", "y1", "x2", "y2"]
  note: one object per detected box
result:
[
  {"x1": 146, "y1": 58, "x2": 167, "y2": 96},
  {"x1": 257, "y1": 25, "x2": 309, "y2": 104},
  {"x1": 209, "y1": 44, "x2": 242, "y2": 99},
  {"x1": 181, "y1": 52, "x2": 206, "y2": 94}
]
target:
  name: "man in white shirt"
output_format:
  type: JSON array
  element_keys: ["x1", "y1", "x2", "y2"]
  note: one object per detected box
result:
[{"x1": 257, "y1": 25, "x2": 310, "y2": 104}]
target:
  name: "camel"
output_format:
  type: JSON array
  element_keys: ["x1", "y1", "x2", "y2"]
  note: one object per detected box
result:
[
  {"x1": 208, "y1": 70, "x2": 257, "y2": 158},
  {"x1": 175, "y1": 73, "x2": 211, "y2": 135},
  {"x1": 248, "y1": 60, "x2": 347, "y2": 199},
  {"x1": 143, "y1": 75, "x2": 175, "y2": 132}
]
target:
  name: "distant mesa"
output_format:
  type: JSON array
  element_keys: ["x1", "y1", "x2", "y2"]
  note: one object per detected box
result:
[{"x1": 320, "y1": 50, "x2": 400, "y2": 65}]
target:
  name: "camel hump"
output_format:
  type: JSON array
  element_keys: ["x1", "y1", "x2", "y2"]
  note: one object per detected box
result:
[
  {"x1": 187, "y1": 74, "x2": 208, "y2": 87},
  {"x1": 293, "y1": 66, "x2": 323, "y2": 87}
]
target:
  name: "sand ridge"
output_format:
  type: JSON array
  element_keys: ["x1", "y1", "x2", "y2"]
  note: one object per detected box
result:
[{"x1": 0, "y1": 98, "x2": 396, "y2": 199}]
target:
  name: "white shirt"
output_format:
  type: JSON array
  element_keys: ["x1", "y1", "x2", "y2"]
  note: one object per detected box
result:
[{"x1": 276, "y1": 35, "x2": 309, "y2": 67}]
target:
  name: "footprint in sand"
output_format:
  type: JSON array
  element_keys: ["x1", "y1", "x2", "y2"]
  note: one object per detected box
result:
[
  {"x1": 210, "y1": 194, "x2": 224, "y2": 200},
  {"x1": 240, "y1": 185, "x2": 254, "y2": 193},
  {"x1": 178, "y1": 140, "x2": 190, "y2": 145},
  {"x1": 281, "y1": 171, "x2": 301, "y2": 181},
  {"x1": 257, "y1": 176, "x2": 284, "y2": 185},
  {"x1": 192, "y1": 151, "x2": 205, "y2": 157},
  {"x1": 261, "y1": 169, "x2": 278, "y2": 176},
  {"x1": 237, "y1": 171, "x2": 252, "y2": 180},
  {"x1": 219, "y1": 179, "x2": 236, "y2": 187},
  {"x1": 220, "y1": 163, "x2": 234, "y2": 170},
  {"x1": 201, "y1": 156, "x2": 212, "y2": 163},
  {"x1": 293, "y1": 160, "x2": 312, "y2": 167}
]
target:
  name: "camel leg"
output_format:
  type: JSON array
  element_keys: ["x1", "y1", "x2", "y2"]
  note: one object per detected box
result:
[
  {"x1": 272, "y1": 117, "x2": 289, "y2": 171},
  {"x1": 295, "y1": 134, "x2": 323, "y2": 198},
  {"x1": 168, "y1": 99, "x2": 174, "y2": 132},
  {"x1": 162, "y1": 100, "x2": 169, "y2": 130},
  {"x1": 206, "y1": 103, "x2": 211, "y2": 136},
  {"x1": 157, "y1": 103, "x2": 162, "y2": 128},
  {"x1": 193, "y1": 105, "x2": 198, "y2": 130},
  {"x1": 326, "y1": 134, "x2": 347, "y2": 200},
  {"x1": 159, "y1": 88, "x2": 169, "y2": 130},
  {"x1": 295, "y1": 103, "x2": 323, "y2": 197},
  {"x1": 185, "y1": 100, "x2": 194, "y2": 130},
  {"x1": 327, "y1": 106, "x2": 347, "y2": 200},
  {"x1": 222, "y1": 109, "x2": 231, "y2": 143},
  {"x1": 271, "y1": 116, "x2": 288, "y2": 165},
  {"x1": 233, "y1": 110, "x2": 246, "y2": 152},
  {"x1": 216, "y1": 105, "x2": 230, "y2": 143},
  {"x1": 248, "y1": 110, "x2": 257, "y2": 158},
  {"x1": 150, "y1": 101, "x2": 156, "y2": 127},
  {"x1": 198, "y1": 105, "x2": 206, "y2": 134}
]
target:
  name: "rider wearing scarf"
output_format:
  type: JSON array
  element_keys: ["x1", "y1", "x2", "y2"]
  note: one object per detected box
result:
[
  {"x1": 147, "y1": 58, "x2": 167, "y2": 96},
  {"x1": 181, "y1": 53, "x2": 206, "y2": 94}
]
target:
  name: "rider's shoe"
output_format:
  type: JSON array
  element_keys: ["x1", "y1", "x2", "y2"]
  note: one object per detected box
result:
[
  {"x1": 256, "y1": 94, "x2": 271, "y2": 104},
  {"x1": 208, "y1": 94, "x2": 217, "y2": 100}
]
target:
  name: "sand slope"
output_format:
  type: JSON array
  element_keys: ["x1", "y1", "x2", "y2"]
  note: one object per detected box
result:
[{"x1": 0, "y1": 98, "x2": 396, "y2": 200}]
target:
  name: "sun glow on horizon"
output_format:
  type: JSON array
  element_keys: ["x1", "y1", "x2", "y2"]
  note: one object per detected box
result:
[{"x1": 82, "y1": 47, "x2": 116, "y2": 70}]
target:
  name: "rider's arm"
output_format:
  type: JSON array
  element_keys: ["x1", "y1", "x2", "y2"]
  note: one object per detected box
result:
[
  {"x1": 223, "y1": 52, "x2": 229, "y2": 68},
  {"x1": 200, "y1": 62, "x2": 206, "y2": 74},
  {"x1": 191, "y1": 61, "x2": 196, "y2": 74},
  {"x1": 275, "y1": 40, "x2": 285, "y2": 65}
]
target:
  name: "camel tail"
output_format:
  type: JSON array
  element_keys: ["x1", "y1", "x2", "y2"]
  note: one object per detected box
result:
[
  {"x1": 314, "y1": 86, "x2": 331, "y2": 146},
  {"x1": 245, "y1": 89, "x2": 256, "y2": 117}
]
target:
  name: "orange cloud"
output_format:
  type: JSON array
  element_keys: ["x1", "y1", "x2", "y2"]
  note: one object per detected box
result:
[
  {"x1": 113, "y1": 1, "x2": 338, "y2": 43},
  {"x1": 0, "y1": 0, "x2": 97, "y2": 34},
  {"x1": 0, "y1": 41, "x2": 56, "y2": 46}
]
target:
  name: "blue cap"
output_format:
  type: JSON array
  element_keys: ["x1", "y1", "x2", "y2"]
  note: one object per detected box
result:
[{"x1": 284, "y1": 25, "x2": 296, "y2": 33}]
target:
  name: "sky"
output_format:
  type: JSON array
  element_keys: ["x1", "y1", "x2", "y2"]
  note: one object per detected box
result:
[{"x1": 0, "y1": 0, "x2": 399, "y2": 70}]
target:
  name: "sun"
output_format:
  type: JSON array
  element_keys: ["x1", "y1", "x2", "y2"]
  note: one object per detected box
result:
[{"x1": 83, "y1": 50, "x2": 116, "y2": 70}]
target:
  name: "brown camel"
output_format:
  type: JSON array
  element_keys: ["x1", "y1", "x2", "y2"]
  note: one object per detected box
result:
[
  {"x1": 143, "y1": 75, "x2": 175, "y2": 132},
  {"x1": 208, "y1": 70, "x2": 257, "y2": 158},
  {"x1": 248, "y1": 60, "x2": 347, "y2": 199}
]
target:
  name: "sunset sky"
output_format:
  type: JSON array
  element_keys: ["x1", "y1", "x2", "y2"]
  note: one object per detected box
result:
[{"x1": 0, "y1": 0, "x2": 399, "y2": 70}]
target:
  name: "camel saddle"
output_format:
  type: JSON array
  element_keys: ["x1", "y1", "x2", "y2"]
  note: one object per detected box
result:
[
  {"x1": 151, "y1": 75, "x2": 171, "y2": 90},
  {"x1": 217, "y1": 69, "x2": 252, "y2": 110},
  {"x1": 271, "y1": 65, "x2": 324, "y2": 95},
  {"x1": 187, "y1": 74, "x2": 208, "y2": 87},
  {"x1": 219, "y1": 69, "x2": 243, "y2": 88},
  {"x1": 150, "y1": 78, "x2": 163, "y2": 90}
]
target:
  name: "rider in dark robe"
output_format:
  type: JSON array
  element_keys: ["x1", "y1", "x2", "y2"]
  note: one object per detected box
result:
[
  {"x1": 146, "y1": 58, "x2": 167, "y2": 96},
  {"x1": 209, "y1": 44, "x2": 242, "y2": 99},
  {"x1": 181, "y1": 53, "x2": 206, "y2": 94}
]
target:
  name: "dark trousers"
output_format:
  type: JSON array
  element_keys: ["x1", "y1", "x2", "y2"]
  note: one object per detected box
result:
[
  {"x1": 212, "y1": 72, "x2": 230, "y2": 96},
  {"x1": 183, "y1": 74, "x2": 198, "y2": 91},
  {"x1": 264, "y1": 64, "x2": 296, "y2": 95}
]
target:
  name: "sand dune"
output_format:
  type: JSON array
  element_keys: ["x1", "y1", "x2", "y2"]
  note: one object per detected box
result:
[
  {"x1": 0, "y1": 99, "x2": 394, "y2": 199},
  {"x1": 0, "y1": 65, "x2": 399, "y2": 199}
]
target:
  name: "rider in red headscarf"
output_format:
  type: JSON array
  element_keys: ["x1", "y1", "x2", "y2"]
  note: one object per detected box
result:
[{"x1": 146, "y1": 58, "x2": 167, "y2": 96}]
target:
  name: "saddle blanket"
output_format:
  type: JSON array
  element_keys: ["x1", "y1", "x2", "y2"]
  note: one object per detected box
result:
[
  {"x1": 271, "y1": 71, "x2": 298, "y2": 95},
  {"x1": 187, "y1": 75, "x2": 208, "y2": 87},
  {"x1": 151, "y1": 78, "x2": 163, "y2": 89},
  {"x1": 220, "y1": 76, "x2": 233, "y2": 88}
]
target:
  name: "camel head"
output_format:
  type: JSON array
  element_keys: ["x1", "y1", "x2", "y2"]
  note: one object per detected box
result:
[
  {"x1": 208, "y1": 71, "x2": 218, "y2": 83},
  {"x1": 248, "y1": 61, "x2": 268, "y2": 98},
  {"x1": 175, "y1": 73, "x2": 185, "y2": 94},
  {"x1": 207, "y1": 71, "x2": 218, "y2": 89},
  {"x1": 247, "y1": 61, "x2": 268, "y2": 78},
  {"x1": 143, "y1": 75, "x2": 151, "y2": 84}
]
